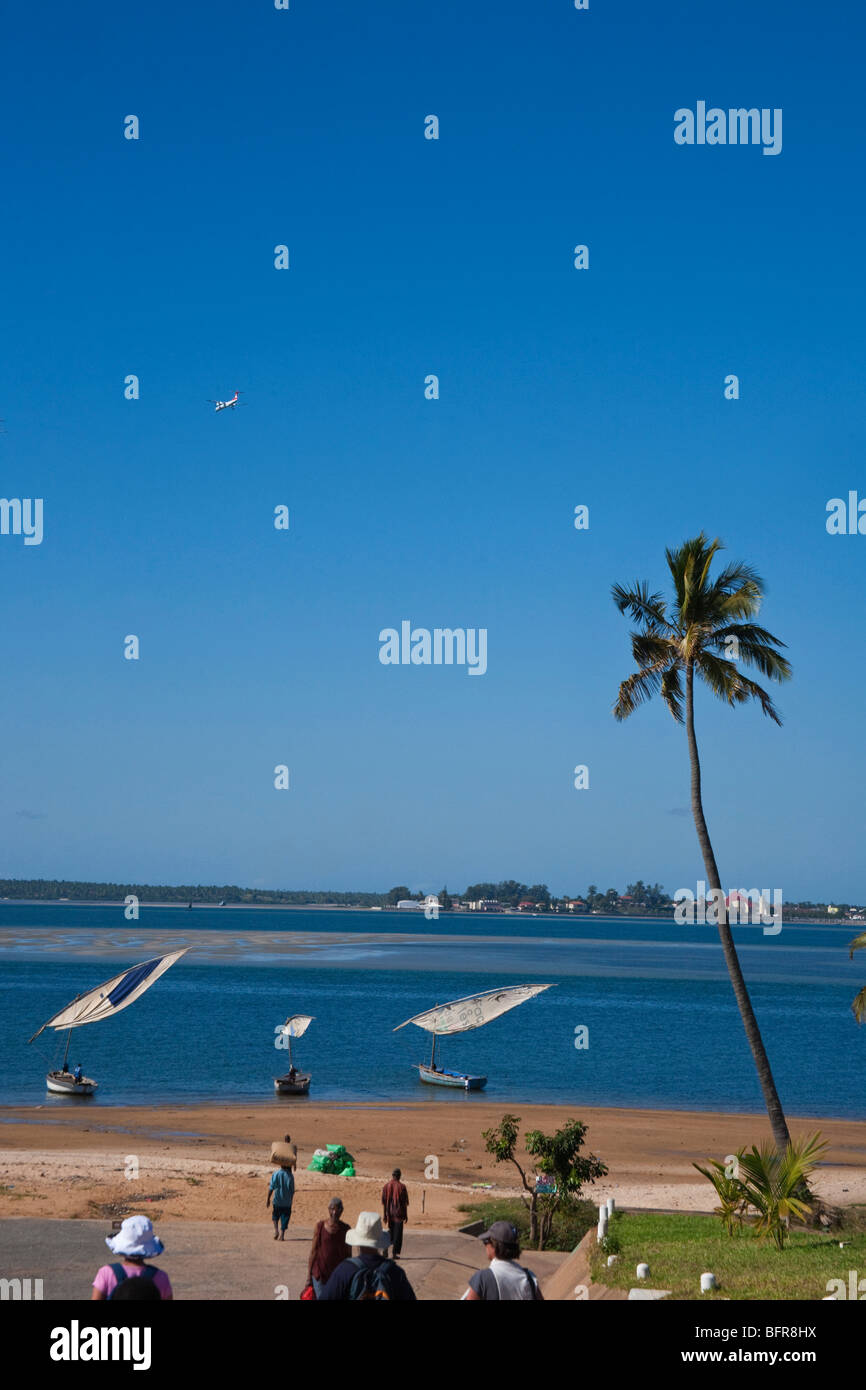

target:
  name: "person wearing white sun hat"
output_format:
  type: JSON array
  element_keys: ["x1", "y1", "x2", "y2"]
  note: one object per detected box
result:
[
  {"x1": 317, "y1": 1211, "x2": 416, "y2": 1300},
  {"x1": 91, "y1": 1215, "x2": 173, "y2": 1301}
]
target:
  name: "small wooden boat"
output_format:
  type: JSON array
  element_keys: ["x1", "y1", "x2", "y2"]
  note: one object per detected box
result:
[
  {"x1": 274, "y1": 1070, "x2": 311, "y2": 1096},
  {"x1": 273, "y1": 1014, "x2": 314, "y2": 1096},
  {"x1": 418, "y1": 1062, "x2": 486, "y2": 1091},
  {"x1": 46, "y1": 1068, "x2": 97, "y2": 1096},
  {"x1": 395, "y1": 984, "x2": 554, "y2": 1091},
  {"x1": 29, "y1": 948, "x2": 188, "y2": 1096}
]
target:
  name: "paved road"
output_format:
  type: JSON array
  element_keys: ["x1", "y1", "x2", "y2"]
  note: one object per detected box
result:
[{"x1": 0, "y1": 1218, "x2": 565, "y2": 1301}]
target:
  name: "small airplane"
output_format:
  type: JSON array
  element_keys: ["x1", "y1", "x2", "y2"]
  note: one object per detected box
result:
[{"x1": 207, "y1": 391, "x2": 245, "y2": 413}]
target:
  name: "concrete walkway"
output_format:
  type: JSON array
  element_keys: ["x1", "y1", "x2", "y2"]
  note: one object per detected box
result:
[{"x1": 0, "y1": 1218, "x2": 566, "y2": 1301}]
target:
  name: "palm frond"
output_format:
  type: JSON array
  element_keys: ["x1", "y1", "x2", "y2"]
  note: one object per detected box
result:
[
  {"x1": 613, "y1": 666, "x2": 665, "y2": 721},
  {"x1": 631, "y1": 633, "x2": 679, "y2": 670},
  {"x1": 666, "y1": 534, "x2": 723, "y2": 622},
  {"x1": 696, "y1": 653, "x2": 784, "y2": 724},
  {"x1": 693, "y1": 651, "x2": 743, "y2": 700},
  {"x1": 660, "y1": 664, "x2": 684, "y2": 723},
  {"x1": 708, "y1": 625, "x2": 792, "y2": 682},
  {"x1": 611, "y1": 581, "x2": 670, "y2": 633},
  {"x1": 706, "y1": 561, "x2": 765, "y2": 618}
]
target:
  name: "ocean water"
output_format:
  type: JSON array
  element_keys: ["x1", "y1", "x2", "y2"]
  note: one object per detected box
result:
[{"x1": 0, "y1": 906, "x2": 863, "y2": 1117}]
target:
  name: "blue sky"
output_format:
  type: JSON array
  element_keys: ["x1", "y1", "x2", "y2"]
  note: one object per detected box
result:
[{"x1": 1, "y1": 1, "x2": 864, "y2": 900}]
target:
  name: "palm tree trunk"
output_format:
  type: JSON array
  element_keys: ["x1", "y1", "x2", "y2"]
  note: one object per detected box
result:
[{"x1": 684, "y1": 662, "x2": 791, "y2": 1153}]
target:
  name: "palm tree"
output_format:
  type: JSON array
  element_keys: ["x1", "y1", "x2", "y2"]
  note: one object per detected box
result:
[
  {"x1": 734, "y1": 1134, "x2": 826, "y2": 1250},
  {"x1": 612, "y1": 533, "x2": 793, "y2": 1152},
  {"x1": 849, "y1": 933, "x2": 866, "y2": 1022}
]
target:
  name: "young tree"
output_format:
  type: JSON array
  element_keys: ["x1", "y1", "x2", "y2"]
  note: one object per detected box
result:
[
  {"x1": 482, "y1": 1113, "x2": 607, "y2": 1249},
  {"x1": 613, "y1": 534, "x2": 793, "y2": 1152}
]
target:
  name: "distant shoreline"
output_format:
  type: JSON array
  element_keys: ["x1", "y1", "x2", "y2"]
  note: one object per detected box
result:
[{"x1": 0, "y1": 899, "x2": 845, "y2": 925}]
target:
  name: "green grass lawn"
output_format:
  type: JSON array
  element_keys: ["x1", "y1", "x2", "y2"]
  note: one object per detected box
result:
[{"x1": 591, "y1": 1208, "x2": 866, "y2": 1301}]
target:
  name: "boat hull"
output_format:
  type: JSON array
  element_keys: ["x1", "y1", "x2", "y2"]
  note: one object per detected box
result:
[
  {"x1": 274, "y1": 1074, "x2": 311, "y2": 1096},
  {"x1": 46, "y1": 1071, "x2": 97, "y2": 1096},
  {"x1": 417, "y1": 1064, "x2": 486, "y2": 1091}
]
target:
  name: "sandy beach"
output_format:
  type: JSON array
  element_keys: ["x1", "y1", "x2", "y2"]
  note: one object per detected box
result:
[{"x1": 2, "y1": 1102, "x2": 864, "y2": 1229}]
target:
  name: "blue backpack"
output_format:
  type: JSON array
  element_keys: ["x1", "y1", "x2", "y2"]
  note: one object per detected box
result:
[{"x1": 347, "y1": 1257, "x2": 399, "y2": 1301}]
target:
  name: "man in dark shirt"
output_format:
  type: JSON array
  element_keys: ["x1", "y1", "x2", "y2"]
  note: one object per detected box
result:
[
  {"x1": 318, "y1": 1212, "x2": 416, "y2": 1300},
  {"x1": 381, "y1": 1168, "x2": 409, "y2": 1258}
]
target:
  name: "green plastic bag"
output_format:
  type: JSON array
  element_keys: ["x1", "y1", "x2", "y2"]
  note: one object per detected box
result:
[{"x1": 306, "y1": 1143, "x2": 356, "y2": 1175}]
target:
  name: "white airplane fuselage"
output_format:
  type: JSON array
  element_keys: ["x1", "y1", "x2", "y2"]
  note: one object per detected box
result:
[{"x1": 214, "y1": 393, "x2": 239, "y2": 412}]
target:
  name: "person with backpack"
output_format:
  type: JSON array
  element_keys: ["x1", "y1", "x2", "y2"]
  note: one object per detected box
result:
[
  {"x1": 91, "y1": 1215, "x2": 173, "y2": 1300},
  {"x1": 317, "y1": 1212, "x2": 416, "y2": 1300},
  {"x1": 381, "y1": 1167, "x2": 409, "y2": 1258},
  {"x1": 462, "y1": 1221, "x2": 543, "y2": 1301}
]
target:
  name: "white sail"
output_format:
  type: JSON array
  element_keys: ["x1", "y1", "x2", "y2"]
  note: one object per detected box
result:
[
  {"x1": 278, "y1": 1014, "x2": 314, "y2": 1039},
  {"x1": 394, "y1": 984, "x2": 553, "y2": 1036},
  {"x1": 29, "y1": 948, "x2": 189, "y2": 1039}
]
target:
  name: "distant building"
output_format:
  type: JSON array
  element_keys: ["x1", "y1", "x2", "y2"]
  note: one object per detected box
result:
[
  {"x1": 396, "y1": 899, "x2": 424, "y2": 910},
  {"x1": 468, "y1": 899, "x2": 502, "y2": 912},
  {"x1": 518, "y1": 900, "x2": 535, "y2": 911}
]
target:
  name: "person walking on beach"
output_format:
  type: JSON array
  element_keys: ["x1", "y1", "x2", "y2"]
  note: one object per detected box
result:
[
  {"x1": 276, "y1": 1133, "x2": 298, "y2": 1167},
  {"x1": 381, "y1": 1167, "x2": 409, "y2": 1258},
  {"x1": 317, "y1": 1212, "x2": 416, "y2": 1300},
  {"x1": 307, "y1": 1197, "x2": 350, "y2": 1297},
  {"x1": 462, "y1": 1221, "x2": 543, "y2": 1300},
  {"x1": 267, "y1": 1160, "x2": 295, "y2": 1240},
  {"x1": 91, "y1": 1215, "x2": 173, "y2": 1300}
]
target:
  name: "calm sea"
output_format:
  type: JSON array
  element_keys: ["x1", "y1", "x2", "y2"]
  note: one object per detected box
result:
[{"x1": 0, "y1": 905, "x2": 863, "y2": 1117}]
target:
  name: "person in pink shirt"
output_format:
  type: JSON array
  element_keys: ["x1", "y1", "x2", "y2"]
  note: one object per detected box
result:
[{"x1": 91, "y1": 1215, "x2": 173, "y2": 1301}]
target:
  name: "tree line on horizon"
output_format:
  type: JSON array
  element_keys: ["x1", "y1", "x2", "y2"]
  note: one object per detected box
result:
[{"x1": 0, "y1": 877, "x2": 856, "y2": 917}]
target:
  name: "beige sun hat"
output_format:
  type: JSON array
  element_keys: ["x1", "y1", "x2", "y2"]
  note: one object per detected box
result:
[{"x1": 346, "y1": 1212, "x2": 390, "y2": 1249}]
